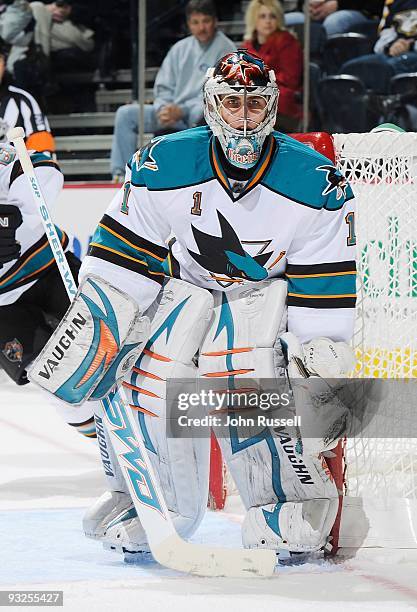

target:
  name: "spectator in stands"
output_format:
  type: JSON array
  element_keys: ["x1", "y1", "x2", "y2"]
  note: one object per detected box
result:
[
  {"x1": 0, "y1": 1, "x2": 32, "y2": 70},
  {"x1": 110, "y1": 0, "x2": 236, "y2": 182},
  {"x1": 0, "y1": 0, "x2": 40, "y2": 96},
  {"x1": 30, "y1": 1, "x2": 95, "y2": 71},
  {"x1": 284, "y1": 0, "x2": 384, "y2": 58},
  {"x1": 309, "y1": 0, "x2": 384, "y2": 38},
  {"x1": 339, "y1": 0, "x2": 417, "y2": 94},
  {"x1": 0, "y1": 0, "x2": 94, "y2": 105},
  {"x1": 243, "y1": 0, "x2": 303, "y2": 131},
  {"x1": 0, "y1": 37, "x2": 55, "y2": 153}
]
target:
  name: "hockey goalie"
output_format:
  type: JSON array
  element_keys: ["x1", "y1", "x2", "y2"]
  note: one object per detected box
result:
[{"x1": 29, "y1": 50, "x2": 357, "y2": 564}]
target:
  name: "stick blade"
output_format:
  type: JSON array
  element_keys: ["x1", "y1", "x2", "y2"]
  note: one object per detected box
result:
[{"x1": 154, "y1": 533, "x2": 276, "y2": 578}]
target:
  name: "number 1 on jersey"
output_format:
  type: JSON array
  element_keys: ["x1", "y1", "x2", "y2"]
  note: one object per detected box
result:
[
  {"x1": 191, "y1": 191, "x2": 202, "y2": 216},
  {"x1": 120, "y1": 181, "x2": 131, "y2": 215},
  {"x1": 345, "y1": 211, "x2": 356, "y2": 246}
]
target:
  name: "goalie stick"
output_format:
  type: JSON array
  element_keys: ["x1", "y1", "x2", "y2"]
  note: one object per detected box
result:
[{"x1": 7, "y1": 127, "x2": 277, "y2": 578}]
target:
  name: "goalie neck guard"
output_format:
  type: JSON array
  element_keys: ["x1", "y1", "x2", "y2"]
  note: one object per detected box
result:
[{"x1": 204, "y1": 49, "x2": 279, "y2": 170}]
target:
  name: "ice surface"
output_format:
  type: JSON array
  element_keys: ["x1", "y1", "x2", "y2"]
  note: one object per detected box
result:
[{"x1": 1, "y1": 374, "x2": 417, "y2": 611}]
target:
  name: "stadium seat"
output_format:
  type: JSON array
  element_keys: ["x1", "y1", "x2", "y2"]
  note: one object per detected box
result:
[
  {"x1": 388, "y1": 73, "x2": 417, "y2": 130},
  {"x1": 338, "y1": 56, "x2": 393, "y2": 95},
  {"x1": 349, "y1": 19, "x2": 379, "y2": 44},
  {"x1": 390, "y1": 72, "x2": 417, "y2": 95},
  {"x1": 324, "y1": 33, "x2": 373, "y2": 75},
  {"x1": 317, "y1": 75, "x2": 370, "y2": 132}
]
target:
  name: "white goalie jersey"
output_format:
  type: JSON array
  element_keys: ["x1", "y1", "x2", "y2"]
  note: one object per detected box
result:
[{"x1": 81, "y1": 126, "x2": 357, "y2": 344}]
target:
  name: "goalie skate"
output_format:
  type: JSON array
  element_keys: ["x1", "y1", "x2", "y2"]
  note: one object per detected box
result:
[
  {"x1": 83, "y1": 490, "x2": 137, "y2": 540},
  {"x1": 102, "y1": 514, "x2": 149, "y2": 556},
  {"x1": 83, "y1": 490, "x2": 150, "y2": 554}
]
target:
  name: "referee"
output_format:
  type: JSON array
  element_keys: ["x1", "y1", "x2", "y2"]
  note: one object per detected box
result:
[{"x1": 0, "y1": 38, "x2": 55, "y2": 154}]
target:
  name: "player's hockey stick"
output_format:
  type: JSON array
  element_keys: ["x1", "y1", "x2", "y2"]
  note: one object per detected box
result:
[
  {"x1": 7, "y1": 127, "x2": 277, "y2": 578},
  {"x1": 7, "y1": 131, "x2": 77, "y2": 298}
]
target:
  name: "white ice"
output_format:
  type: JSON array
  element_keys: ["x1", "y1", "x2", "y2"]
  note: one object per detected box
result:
[{"x1": 1, "y1": 373, "x2": 417, "y2": 611}]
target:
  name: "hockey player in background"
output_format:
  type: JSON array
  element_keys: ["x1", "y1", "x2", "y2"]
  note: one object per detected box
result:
[
  {"x1": 30, "y1": 50, "x2": 357, "y2": 560},
  {"x1": 0, "y1": 140, "x2": 98, "y2": 438}
]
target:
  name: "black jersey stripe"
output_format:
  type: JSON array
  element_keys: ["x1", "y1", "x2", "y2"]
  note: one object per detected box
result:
[
  {"x1": 287, "y1": 295, "x2": 356, "y2": 309},
  {"x1": 21, "y1": 94, "x2": 38, "y2": 134},
  {"x1": 99, "y1": 214, "x2": 168, "y2": 260},
  {"x1": 88, "y1": 244, "x2": 165, "y2": 286},
  {"x1": 0, "y1": 85, "x2": 9, "y2": 118},
  {"x1": 286, "y1": 260, "x2": 356, "y2": 276}
]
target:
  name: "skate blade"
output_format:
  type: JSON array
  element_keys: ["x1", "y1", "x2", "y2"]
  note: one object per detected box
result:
[
  {"x1": 123, "y1": 550, "x2": 153, "y2": 564},
  {"x1": 277, "y1": 549, "x2": 324, "y2": 566},
  {"x1": 102, "y1": 541, "x2": 151, "y2": 557}
]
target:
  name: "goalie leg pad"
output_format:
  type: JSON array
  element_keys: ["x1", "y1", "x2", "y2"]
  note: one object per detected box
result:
[
  {"x1": 109, "y1": 279, "x2": 214, "y2": 548},
  {"x1": 28, "y1": 275, "x2": 150, "y2": 405},
  {"x1": 199, "y1": 280, "x2": 339, "y2": 552},
  {"x1": 219, "y1": 432, "x2": 339, "y2": 553},
  {"x1": 45, "y1": 393, "x2": 135, "y2": 540},
  {"x1": 82, "y1": 401, "x2": 137, "y2": 540},
  {"x1": 200, "y1": 279, "x2": 294, "y2": 509},
  {"x1": 199, "y1": 279, "x2": 288, "y2": 384}
]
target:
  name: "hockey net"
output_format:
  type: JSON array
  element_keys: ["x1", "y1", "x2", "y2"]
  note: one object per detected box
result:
[{"x1": 209, "y1": 130, "x2": 417, "y2": 550}]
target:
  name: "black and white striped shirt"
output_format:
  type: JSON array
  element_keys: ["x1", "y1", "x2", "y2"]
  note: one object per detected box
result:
[{"x1": 0, "y1": 82, "x2": 55, "y2": 153}]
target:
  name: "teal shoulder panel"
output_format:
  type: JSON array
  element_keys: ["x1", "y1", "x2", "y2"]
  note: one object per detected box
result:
[
  {"x1": 262, "y1": 132, "x2": 354, "y2": 210},
  {"x1": 130, "y1": 126, "x2": 214, "y2": 190},
  {"x1": 30, "y1": 152, "x2": 51, "y2": 164}
]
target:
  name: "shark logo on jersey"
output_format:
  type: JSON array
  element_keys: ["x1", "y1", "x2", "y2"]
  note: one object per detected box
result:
[
  {"x1": 136, "y1": 136, "x2": 166, "y2": 172},
  {"x1": 188, "y1": 210, "x2": 273, "y2": 287},
  {"x1": 317, "y1": 165, "x2": 348, "y2": 200}
]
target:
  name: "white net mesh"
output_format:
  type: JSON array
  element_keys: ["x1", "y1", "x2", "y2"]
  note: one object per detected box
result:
[{"x1": 333, "y1": 132, "x2": 417, "y2": 502}]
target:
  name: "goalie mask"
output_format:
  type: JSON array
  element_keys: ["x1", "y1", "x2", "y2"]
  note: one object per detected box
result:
[{"x1": 204, "y1": 50, "x2": 279, "y2": 170}]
